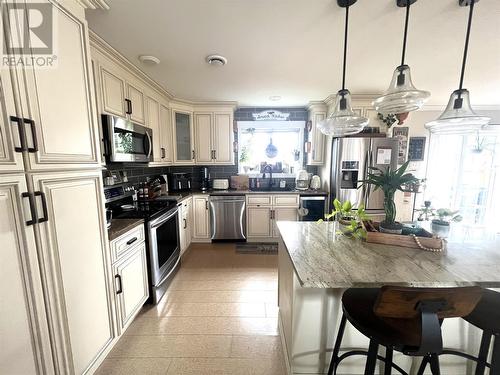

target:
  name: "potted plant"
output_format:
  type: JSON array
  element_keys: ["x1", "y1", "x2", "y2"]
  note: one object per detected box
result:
[
  {"x1": 431, "y1": 208, "x2": 462, "y2": 238},
  {"x1": 320, "y1": 199, "x2": 369, "y2": 239},
  {"x1": 416, "y1": 200, "x2": 435, "y2": 221},
  {"x1": 361, "y1": 161, "x2": 419, "y2": 235}
]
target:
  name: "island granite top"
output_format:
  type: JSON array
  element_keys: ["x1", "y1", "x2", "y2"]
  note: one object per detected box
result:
[{"x1": 277, "y1": 221, "x2": 500, "y2": 289}]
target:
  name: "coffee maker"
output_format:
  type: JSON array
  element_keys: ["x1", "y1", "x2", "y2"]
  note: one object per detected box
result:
[{"x1": 200, "y1": 167, "x2": 210, "y2": 192}]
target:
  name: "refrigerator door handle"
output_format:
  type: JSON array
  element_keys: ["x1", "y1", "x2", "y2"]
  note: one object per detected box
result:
[
  {"x1": 361, "y1": 150, "x2": 369, "y2": 205},
  {"x1": 366, "y1": 150, "x2": 373, "y2": 202}
]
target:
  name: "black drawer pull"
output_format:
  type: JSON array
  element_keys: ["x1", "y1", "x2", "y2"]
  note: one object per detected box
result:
[
  {"x1": 22, "y1": 192, "x2": 37, "y2": 226},
  {"x1": 10, "y1": 116, "x2": 27, "y2": 152},
  {"x1": 115, "y1": 274, "x2": 123, "y2": 294},
  {"x1": 34, "y1": 191, "x2": 48, "y2": 223},
  {"x1": 126, "y1": 237, "x2": 138, "y2": 246}
]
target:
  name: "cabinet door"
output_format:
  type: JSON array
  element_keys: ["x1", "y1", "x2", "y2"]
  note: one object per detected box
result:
[
  {"x1": 0, "y1": 174, "x2": 53, "y2": 374},
  {"x1": 247, "y1": 206, "x2": 272, "y2": 238},
  {"x1": 273, "y1": 207, "x2": 298, "y2": 238},
  {"x1": 194, "y1": 113, "x2": 213, "y2": 164},
  {"x1": 127, "y1": 83, "x2": 145, "y2": 125},
  {"x1": 17, "y1": 0, "x2": 100, "y2": 170},
  {"x1": 100, "y1": 67, "x2": 126, "y2": 117},
  {"x1": 145, "y1": 96, "x2": 161, "y2": 162},
  {"x1": 159, "y1": 104, "x2": 173, "y2": 164},
  {"x1": 114, "y1": 244, "x2": 148, "y2": 333},
  {"x1": 173, "y1": 111, "x2": 194, "y2": 164},
  {"x1": 307, "y1": 112, "x2": 326, "y2": 165},
  {"x1": 193, "y1": 196, "x2": 210, "y2": 239},
  {"x1": 31, "y1": 170, "x2": 113, "y2": 374},
  {"x1": 0, "y1": 16, "x2": 25, "y2": 173},
  {"x1": 213, "y1": 113, "x2": 234, "y2": 164}
]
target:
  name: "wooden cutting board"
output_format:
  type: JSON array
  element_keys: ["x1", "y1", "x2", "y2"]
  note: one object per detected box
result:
[{"x1": 230, "y1": 175, "x2": 249, "y2": 190}]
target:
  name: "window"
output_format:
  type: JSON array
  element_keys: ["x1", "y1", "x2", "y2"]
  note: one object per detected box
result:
[
  {"x1": 237, "y1": 121, "x2": 305, "y2": 175},
  {"x1": 425, "y1": 130, "x2": 500, "y2": 240}
]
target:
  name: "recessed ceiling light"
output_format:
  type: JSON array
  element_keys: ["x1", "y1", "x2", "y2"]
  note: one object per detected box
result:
[
  {"x1": 269, "y1": 96, "x2": 282, "y2": 102},
  {"x1": 206, "y1": 54, "x2": 227, "y2": 66},
  {"x1": 138, "y1": 55, "x2": 160, "y2": 65}
]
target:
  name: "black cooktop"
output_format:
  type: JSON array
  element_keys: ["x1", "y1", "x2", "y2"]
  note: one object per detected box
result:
[{"x1": 111, "y1": 199, "x2": 178, "y2": 221}]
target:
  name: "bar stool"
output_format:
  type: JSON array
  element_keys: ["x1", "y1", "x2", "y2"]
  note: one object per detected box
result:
[
  {"x1": 417, "y1": 288, "x2": 500, "y2": 375},
  {"x1": 328, "y1": 286, "x2": 483, "y2": 375}
]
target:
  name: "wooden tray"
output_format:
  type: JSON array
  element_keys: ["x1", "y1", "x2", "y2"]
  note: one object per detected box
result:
[{"x1": 365, "y1": 223, "x2": 442, "y2": 250}]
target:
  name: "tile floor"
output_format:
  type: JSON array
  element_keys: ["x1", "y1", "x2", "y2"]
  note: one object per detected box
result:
[{"x1": 96, "y1": 243, "x2": 286, "y2": 375}]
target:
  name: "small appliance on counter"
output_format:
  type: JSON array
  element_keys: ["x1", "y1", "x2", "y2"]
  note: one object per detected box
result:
[
  {"x1": 168, "y1": 173, "x2": 192, "y2": 191},
  {"x1": 310, "y1": 175, "x2": 321, "y2": 190},
  {"x1": 295, "y1": 169, "x2": 310, "y2": 190},
  {"x1": 159, "y1": 174, "x2": 169, "y2": 195},
  {"x1": 200, "y1": 167, "x2": 210, "y2": 192},
  {"x1": 212, "y1": 178, "x2": 229, "y2": 190}
]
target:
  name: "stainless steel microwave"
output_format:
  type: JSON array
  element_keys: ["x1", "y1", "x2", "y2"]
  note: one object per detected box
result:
[{"x1": 102, "y1": 114, "x2": 153, "y2": 163}]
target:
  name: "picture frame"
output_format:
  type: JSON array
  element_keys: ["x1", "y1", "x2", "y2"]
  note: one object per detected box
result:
[{"x1": 408, "y1": 136, "x2": 426, "y2": 161}]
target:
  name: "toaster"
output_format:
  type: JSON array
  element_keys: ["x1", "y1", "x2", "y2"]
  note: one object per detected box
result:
[{"x1": 212, "y1": 179, "x2": 229, "y2": 190}]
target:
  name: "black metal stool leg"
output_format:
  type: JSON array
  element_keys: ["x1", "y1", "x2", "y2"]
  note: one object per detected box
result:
[
  {"x1": 429, "y1": 354, "x2": 441, "y2": 375},
  {"x1": 384, "y1": 347, "x2": 393, "y2": 375},
  {"x1": 416, "y1": 355, "x2": 429, "y2": 375},
  {"x1": 491, "y1": 335, "x2": 500, "y2": 374},
  {"x1": 364, "y1": 339, "x2": 379, "y2": 375},
  {"x1": 328, "y1": 314, "x2": 347, "y2": 375},
  {"x1": 474, "y1": 331, "x2": 492, "y2": 375}
]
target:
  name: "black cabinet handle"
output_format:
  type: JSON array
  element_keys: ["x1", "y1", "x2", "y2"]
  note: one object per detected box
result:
[
  {"x1": 125, "y1": 99, "x2": 132, "y2": 115},
  {"x1": 22, "y1": 192, "x2": 37, "y2": 226},
  {"x1": 213, "y1": 150, "x2": 216, "y2": 160},
  {"x1": 24, "y1": 118, "x2": 38, "y2": 152},
  {"x1": 126, "y1": 237, "x2": 138, "y2": 246},
  {"x1": 192, "y1": 150, "x2": 195, "y2": 160},
  {"x1": 205, "y1": 200, "x2": 209, "y2": 210},
  {"x1": 34, "y1": 191, "x2": 48, "y2": 223},
  {"x1": 183, "y1": 218, "x2": 187, "y2": 229},
  {"x1": 161, "y1": 147, "x2": 165, "y2": 159},
  {"x1": 115, "y1": 274, "x2": 123, "y2": 294},
  {"x1": 10, "y1": 116, "x2": 27, "y2": 152}
]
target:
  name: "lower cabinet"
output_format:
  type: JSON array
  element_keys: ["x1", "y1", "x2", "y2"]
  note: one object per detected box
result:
[
  {"x1": 272, "y1": 207, "x2": 299, "y2": 238},
  {"x1": 113, "y1": 243, "x2": 149, "y2": 333},
  {"x1": 192, "y1": 195, "x2": 210, "y2": 241},
  {"x1": 247, "y1": 206, "x2": 273, "y2": 238}
]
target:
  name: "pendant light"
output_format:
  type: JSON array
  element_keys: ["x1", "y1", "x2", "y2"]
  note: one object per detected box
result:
[
  {"x1": 317, "y1": 0, "x2": 368, "y2": 137},
  {"x1": 425, "y1": 0, "x2": 490, "y2": 134},
  {"x1": 373, "y1": 0, "x2": 430, "y2": 115}
]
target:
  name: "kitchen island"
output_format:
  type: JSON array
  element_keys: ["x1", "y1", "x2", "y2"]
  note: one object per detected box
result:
[{"x1": 277, "y1": 221, "x2": 500, "y2": 375}]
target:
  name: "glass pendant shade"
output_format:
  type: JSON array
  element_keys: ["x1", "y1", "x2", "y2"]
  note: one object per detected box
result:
[
  {"x1": 425, "y1": 89, "x2": 490, "y2": 134},
  {"x1": 373, "y1": 65, "x2": 430, "y2": 115},
  {"x1": 317, "y1": 89, "x2": 369, "y2": 137}
]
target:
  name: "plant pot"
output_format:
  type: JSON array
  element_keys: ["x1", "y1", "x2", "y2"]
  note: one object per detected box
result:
[
  {"x1": 431, "y1": 220, "x2": 450, "y2": 238},
  {"x1": 337, "y1": 218, "x2": 352, "y2": 234},
  {"x1": 379, "y1": 221, "x2": 403, "y2": 235}
]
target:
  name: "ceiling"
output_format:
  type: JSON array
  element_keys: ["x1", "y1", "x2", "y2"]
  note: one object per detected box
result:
[{"x1": 86, "y1": 0, "x2": 500, "y2": 107}]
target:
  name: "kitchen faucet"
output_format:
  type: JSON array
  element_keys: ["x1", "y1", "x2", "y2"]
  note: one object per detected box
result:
[{"x1": 262, "y1": 164, "x2": 274, "y2": 188}]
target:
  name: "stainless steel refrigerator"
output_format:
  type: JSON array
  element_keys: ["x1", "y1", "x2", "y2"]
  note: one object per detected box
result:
[{"x1": 323, "y1": 136, "x2": 399, "y2": 218}]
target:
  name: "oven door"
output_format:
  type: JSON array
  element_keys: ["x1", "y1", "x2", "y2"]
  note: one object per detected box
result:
[
  {"x1": 104, "y1": 115, "x2": 153, "y2": 162},
  {"x1": 147, "y1": 207, "x2": 180, "y2": 286}
]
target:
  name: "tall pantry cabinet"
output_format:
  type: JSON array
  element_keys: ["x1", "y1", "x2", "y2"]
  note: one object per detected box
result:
[{"x1": 1, "y1": 1, "x2": 114, "y2": 374}]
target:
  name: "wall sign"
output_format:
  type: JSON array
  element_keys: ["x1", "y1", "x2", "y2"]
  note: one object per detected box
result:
[
  {"x1": 252, "y1": 110, "x2": 290, "y2": 121},
  {"x1": 376, "y1": 148, "x2": 392, "y2": 165},
  {"x1": 408, "y1": 136, "x2": 426, "y2": 161},
  {"x1": 392, "y1": 126, "x2": 409, "y2": 165}
]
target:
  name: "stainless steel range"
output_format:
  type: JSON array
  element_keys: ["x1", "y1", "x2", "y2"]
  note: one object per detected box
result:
[{"x1": 104, "y1": 184, "x2": 180, "y2": 303}]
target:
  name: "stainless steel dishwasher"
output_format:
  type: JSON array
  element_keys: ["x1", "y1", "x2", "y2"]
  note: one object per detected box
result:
[{"x1": 209, "y1": 195, "x2": 246, "y2": 240}]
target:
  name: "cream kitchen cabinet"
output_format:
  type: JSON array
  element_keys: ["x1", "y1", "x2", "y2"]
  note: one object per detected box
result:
[
  {"x1": 194, "y1": 112, "x2": 234, "y2": 165},
  {"x1": 246, "y1": 194, "x2": 299, "y2": 241},
  {"x1": 126, "y1": 82, "x2": 146, "y2": 124},
  {"x1": 172, "y1": 110, "x2": 195, "y2": 165},
  {"x1": 31, "y1": 170, "x2": 113, "y2": 374},
  {"x1": 3, "y1": 0, "x2": 101, "y2": 171},
  {"x1": 307, "y1": 104, "x2": 327, "y2": 166},
  {"x1": 159, "y1": 103, "x2": 174, "y2": 164},
  {"x1": 192, "y1": 195, "x2": 211, "y2": 241},
  {"x1": 0, "y1": 174, "x2": 54, "y2": 374},
  {"x1": 145, "y1": 95, "x2": 161, "y2": 162},
  {"x1": 112, "y1": 242, "x2": 149, "y2": 334},
  {"x1": 179, "y1": 196, "x2": 193, "y2": 255}
]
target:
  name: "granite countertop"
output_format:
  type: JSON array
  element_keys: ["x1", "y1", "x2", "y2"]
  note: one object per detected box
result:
[
  {"x1": 108, "y1": 218, "x2": 144, "y2": 241},
  {"x1": 277, "y1": 221, "x2": 500, "y2": 289}
]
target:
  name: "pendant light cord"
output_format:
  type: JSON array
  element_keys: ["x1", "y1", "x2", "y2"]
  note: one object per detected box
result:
[
  {"x1": 341, "y1": 4, "x2": 349, "y2": 91},
  {"x1": 400, "y1": 1, "x2": 411, "y2": 67},
  {"x1": 458, "y1": 0, "x2": 475, "y2": 91}
]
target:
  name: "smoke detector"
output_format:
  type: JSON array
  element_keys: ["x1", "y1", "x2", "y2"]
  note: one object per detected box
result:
[
  {"x1": 138, "y1": 55, "x2": 160, "y2": 65},
  {"x1": 269, "y1": 96, "x2": 282, "y2": 102},
  {"x1": 206, "y1": 54, "x2": 227, "y2": 66}
]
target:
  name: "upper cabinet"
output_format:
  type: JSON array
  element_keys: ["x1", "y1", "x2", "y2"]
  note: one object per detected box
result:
[
  {"x1": 126, "y1": 82, "x2": 145, "y2": 124},
  {"x1": 307, "y1": 104, "x2": 327, "y2": 166},
  {"x1": 145, "y1": 95, "x2": 161, "y2": 163},
  {"x1": 1, "y1": 0, "x2": 101, "y2": 171},
  {"x1": 159, "y1": 103, "x2": 174, "y2": 164},
  {"x1": 172, "y1": 110, "x2": 195, "y2": 164},
  {"x1": 193, "y1": 110, "x2": 234, "y2": 165}
]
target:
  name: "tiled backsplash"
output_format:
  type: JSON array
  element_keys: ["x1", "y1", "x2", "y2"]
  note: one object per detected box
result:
[{"x1": 104, "y1": 107, "x2": 318, "y2": 189}]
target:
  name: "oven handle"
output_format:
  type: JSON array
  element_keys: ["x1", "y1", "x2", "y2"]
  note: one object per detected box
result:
[
  {"x1": 149, "y1": 208, "x2": 178, "y2": 229},
  {"x1": 156, "y1": 255, "x2": 181, "y2": 287}
]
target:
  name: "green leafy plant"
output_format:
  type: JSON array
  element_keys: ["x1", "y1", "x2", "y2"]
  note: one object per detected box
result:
[
  {"x1": 432, "y1": 208, "x2": 463, "y2": 226},
  {"x1": 416, "y1": 200, "x2": 435, "y2": 221},
  {"x1": 319, "y1": 199, "x2": 369, "y2": 239},
  {"x1": 360, "y1": 161, "x2": 419, "y2": 228}
]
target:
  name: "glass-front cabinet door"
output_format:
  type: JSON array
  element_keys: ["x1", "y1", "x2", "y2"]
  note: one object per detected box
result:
[{"x1": 173, "y1": 111, "x2": 194, "y2": 164}]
